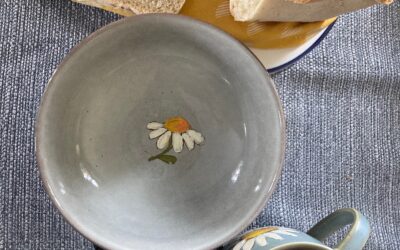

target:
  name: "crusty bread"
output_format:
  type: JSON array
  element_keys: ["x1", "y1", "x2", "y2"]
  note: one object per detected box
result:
[
  {"x1": 74, "y1": 0, "x2": 185, "y2": 15},
  {"x1": 230, "y1": 0, "x2": 393, "y2": 22}
]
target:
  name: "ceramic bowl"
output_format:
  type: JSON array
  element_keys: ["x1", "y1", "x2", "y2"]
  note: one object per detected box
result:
[{"x1": 36, "y1": 14, "x2": 285, "y2": 250}]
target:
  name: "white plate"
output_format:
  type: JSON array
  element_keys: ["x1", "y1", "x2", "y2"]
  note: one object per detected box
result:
[{"x1": 251, "y1": 22, "x2": 336, "y2": 73}]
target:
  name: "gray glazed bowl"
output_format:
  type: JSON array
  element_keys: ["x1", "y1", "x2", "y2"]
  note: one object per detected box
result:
[{"x1": 36, "y1": 14, "x2": 285, "y2": 250}]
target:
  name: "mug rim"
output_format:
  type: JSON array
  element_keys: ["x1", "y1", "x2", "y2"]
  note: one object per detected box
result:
[{"x1": 273, "y1": 242, "x2": 332, "y2": 250}]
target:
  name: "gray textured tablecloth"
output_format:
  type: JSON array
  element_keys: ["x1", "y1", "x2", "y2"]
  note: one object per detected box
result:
[{"x1": 1, "y1": 0, "x2": 399, "y2": 249}]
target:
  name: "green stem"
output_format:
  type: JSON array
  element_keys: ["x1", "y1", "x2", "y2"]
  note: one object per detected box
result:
[{"x1": 148, "y1": 143, "x2": 173, "y2": 161}]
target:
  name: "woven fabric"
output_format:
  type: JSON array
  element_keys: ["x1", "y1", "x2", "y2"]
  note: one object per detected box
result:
[{"x1": 0, "y1": 0, "x2": 399, "y2": 249}]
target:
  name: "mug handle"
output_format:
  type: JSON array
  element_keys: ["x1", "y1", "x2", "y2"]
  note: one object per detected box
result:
[{"x1": 307, "y1": 208, "x2": 370, "y2": 250}]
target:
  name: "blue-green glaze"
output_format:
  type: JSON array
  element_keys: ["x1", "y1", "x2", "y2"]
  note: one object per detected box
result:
[
  {"x1": 308, "y1": 208, "x2": 371, "y2": 250},
  {"x1": 223, "y1": 208, "x2": 370, "y2": 250}
]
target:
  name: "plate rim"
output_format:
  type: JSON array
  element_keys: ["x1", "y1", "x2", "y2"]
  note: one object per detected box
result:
[{"x1": 266, "y1": 20, "x2": 337, "y2": 74}]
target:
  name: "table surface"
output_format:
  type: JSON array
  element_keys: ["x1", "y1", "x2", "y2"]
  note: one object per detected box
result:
[{"x1": 1, "y1": 0, "x2": 399, "y2": 249}]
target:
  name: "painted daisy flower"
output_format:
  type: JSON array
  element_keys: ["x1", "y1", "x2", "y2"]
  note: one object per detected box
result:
[
  {"x1": 147, "y1": 116, "x2": 204, "y2": 153},
  {"x1": 233, "y1": 227, "x2": 298, "y2": 250}
]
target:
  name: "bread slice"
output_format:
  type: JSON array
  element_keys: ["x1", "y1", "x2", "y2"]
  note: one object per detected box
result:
[
  {"x1": 230, "y1": 0, "x2": 393, "y2": 22},
  {"x1": 73, "y1": 0, "x2": 185, "y2": 15}
]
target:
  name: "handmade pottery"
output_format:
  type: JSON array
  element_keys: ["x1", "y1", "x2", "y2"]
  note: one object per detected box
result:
[
  {"x1": 36, "y1": 14, "x2": 285, "y2": 250},
  {"x1": 222, "y1": 208, "x2": 370, "y2": 250}
]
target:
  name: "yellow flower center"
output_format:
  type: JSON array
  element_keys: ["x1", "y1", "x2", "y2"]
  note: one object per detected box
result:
[{"x1": 164, "y1": 116, "x2": 190, "y2": 133}]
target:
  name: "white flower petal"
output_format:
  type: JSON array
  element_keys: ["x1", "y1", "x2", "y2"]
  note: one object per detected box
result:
[
  {"x1": 264, "y1": 232, "x2": 284, "y2": 240},
  {"x1": 255, "y1": 235, "x2": 267, "y2": 246},
  {"x1": 187, "y1": 130, "x2": 204, "y2": 144},
  {"x1": 182, "y1": 133, "x2": 194, "y2": 151},
  {"x1": 242, "y1": 238, "x2": 255, "y2": 250},
  {"x1": 172, "y1": 133, "x2": 183, "y2": 153},
  {"x1": 279, "y1": 228, "x2": 297, "y2": 233},
  {"x1": 149, "y1": 127, "x2": 166, "y2": 139},
  {"x1": 147, "y1": 122, "x2": 163, "y2": 130},
  {"x1": 275, "y1": 229, "x2": 297, "y2": 237},
  {"x1": 157, "y1": 131, "x2": 171, "y2": 149},
  {"x1": 232, "y1": 240, "x2": 246, "y2": 250}
]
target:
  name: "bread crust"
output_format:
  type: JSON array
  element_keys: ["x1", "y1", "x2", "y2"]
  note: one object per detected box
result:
[
  {"x1": 231, "y1": 0, "x2": 393, "y2": 22},
  {"x1": 73, "y1": 0, "x2": 185, "y2": 15}
]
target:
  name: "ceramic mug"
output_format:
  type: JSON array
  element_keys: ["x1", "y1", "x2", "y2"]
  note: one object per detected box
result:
[{"x1": 221, "y1": 208, "x2": 370, "y2": 250}]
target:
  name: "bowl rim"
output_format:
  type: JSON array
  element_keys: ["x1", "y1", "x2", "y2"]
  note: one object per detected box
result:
[{"x1": 35, "y1": 13, "x2": 286, "y2": 250}]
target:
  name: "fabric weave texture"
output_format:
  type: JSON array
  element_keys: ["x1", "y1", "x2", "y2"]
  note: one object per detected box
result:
[{"x1": 0, "y1": 0, "x2": 399, "y2": 249}]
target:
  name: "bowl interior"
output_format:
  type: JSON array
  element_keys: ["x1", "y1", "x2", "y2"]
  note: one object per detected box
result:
[{"x1": 37, "y1": 15, "x2": 284, "y2": 250}]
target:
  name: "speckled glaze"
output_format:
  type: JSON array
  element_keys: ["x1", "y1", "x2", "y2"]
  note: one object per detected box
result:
[
  {"x1": 223, "y1": 208, "x2": 370, "y2": 250},
  {"x1": 36, "y1": 14, "x2": 285, "y2": 250}
]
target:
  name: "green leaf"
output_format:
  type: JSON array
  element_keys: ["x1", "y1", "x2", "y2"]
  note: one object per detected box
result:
[
  {"x1": 148, "y1": 140, "x2": 177, "y2": 164},
  {"x1": 158, "y1": 155, "x2": 177, "y2": 164}
]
